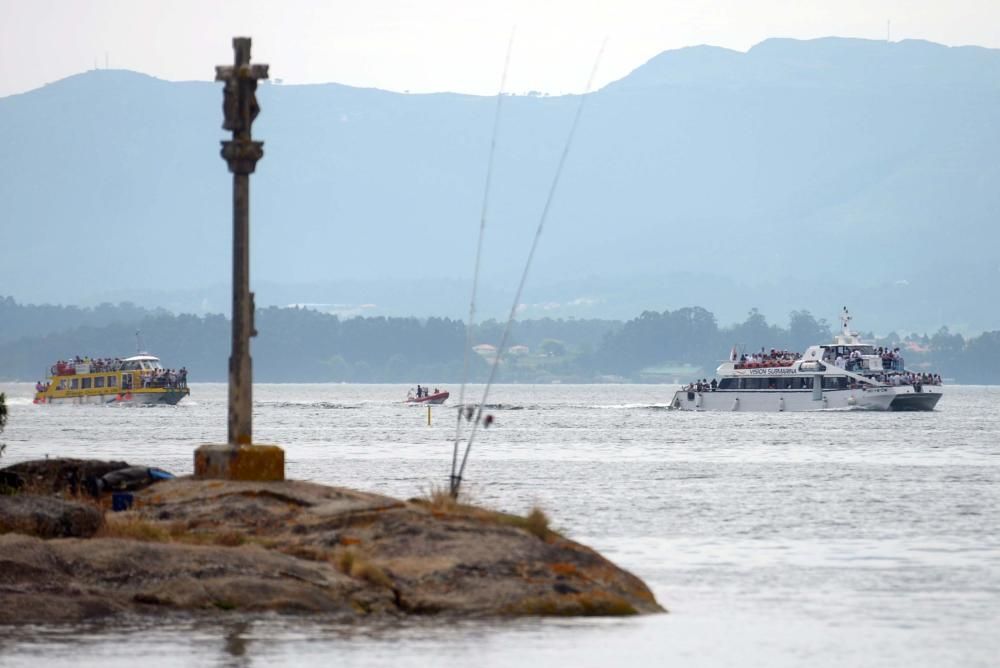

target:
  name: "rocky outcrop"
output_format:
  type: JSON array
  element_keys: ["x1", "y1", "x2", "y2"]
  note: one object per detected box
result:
[
  {"x1": 0, "y1": 476, "x2": 663, "y2": 624},
  {"x1": 0, "y1": 533, "x2": 391, "y2": 624},
  {"x1": 1, "y1": 458, "x2": 129, "y2": 495},
  {"x1": 0, "y1": 494, "x2": 104, "y2": 538}
]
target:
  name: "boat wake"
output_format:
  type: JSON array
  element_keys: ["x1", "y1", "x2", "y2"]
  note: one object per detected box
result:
[
  {"x1": 455, "y1": 403, "x2": 526, "y2": 411},
  {"x1": 2, "y1": 396, "x2": 35, "y2": 406},
  {"x1": 453, "y1": 402, "x2": 677, "y2": 412},
  {"x1": 596, "y1": 403, "x2": 675, "y2": 411},
  {"x1": 261, "y1": 401, "x2": 362, "y2": 410}
]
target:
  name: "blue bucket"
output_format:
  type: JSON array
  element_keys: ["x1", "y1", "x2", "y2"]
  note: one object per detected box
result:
[{"x1": 112, "y1": 492, "x2": 135, "y2": 512}]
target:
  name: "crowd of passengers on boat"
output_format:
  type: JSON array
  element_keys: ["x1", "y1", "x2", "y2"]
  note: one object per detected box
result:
[
  {"x1": 870, "y1": 372, "x2": 942, "y2": 386},
  {"x1": 824, "y1": 346, "x2": 906, "y2": 372},
  {"x1": 42, "y1": 356, "x2": 189, "y2": 390},
  {"x1": 137, "y1": 368, "x2": 188, "y2": 389},
  {"x1": 734, "y1": 349, "x2": 801, "y2": 368},
  {"x1": 51, "y1": 356, "x2": 132, "y2": 375}
]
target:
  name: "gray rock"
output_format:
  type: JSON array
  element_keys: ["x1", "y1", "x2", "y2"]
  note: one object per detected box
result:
[
  {"x1": 1, "y1": 458, "x2": 129, "y2": 496},
  {"x1": 0, "y1": 494, "x2": 103, "y2": 538},
  {"x1": 0, "y1": 533, "x2": 384, "y2": 625}
]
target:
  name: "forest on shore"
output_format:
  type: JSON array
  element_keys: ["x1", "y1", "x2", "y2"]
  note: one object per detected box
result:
[{"x1": 1, "y1": 296, "x2": 998, "y2": 384}]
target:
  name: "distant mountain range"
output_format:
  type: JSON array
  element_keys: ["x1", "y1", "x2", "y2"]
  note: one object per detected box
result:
[{"x1": 2, "y1": 37, "x2": 999, "y2": 333}]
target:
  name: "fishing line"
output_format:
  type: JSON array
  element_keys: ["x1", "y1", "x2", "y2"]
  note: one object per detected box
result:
[
  {"x1": 450, "y1": 29, "x2": 516, "y2": 492},
  {"x1": 451, "y1": 39, "x2": 608, "y2": 499}
]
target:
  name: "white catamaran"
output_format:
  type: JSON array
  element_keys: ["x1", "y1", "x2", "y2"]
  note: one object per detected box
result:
[{"x1": 671, "y1": 308, "x2": 943, "y2": 412}]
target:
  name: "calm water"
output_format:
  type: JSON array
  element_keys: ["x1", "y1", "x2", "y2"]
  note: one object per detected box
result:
[{"x1": 1, "y1": 382, "x2": 998, "y2": 667}]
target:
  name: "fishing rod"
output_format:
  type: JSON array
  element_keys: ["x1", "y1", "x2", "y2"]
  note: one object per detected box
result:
[
  {"x1": 450, "y1": 29, "x2": 516, "y2": 494},
  {"x1": 450, "y1": 39, "x2": 608, "y2": 499}
]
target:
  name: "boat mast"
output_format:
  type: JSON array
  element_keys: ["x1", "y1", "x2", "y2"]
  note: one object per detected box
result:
[{"x1": 840, "y1": 307, "x2": 852, "y2": 339}]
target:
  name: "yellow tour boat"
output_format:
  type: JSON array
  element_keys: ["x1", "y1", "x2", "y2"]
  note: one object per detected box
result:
[{"x1": 33, "y1": 354, "x2": 190, "y2": 405}]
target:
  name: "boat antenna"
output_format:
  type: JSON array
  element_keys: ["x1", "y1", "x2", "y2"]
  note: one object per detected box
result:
[
  {"x1": 450, "y1": 38, "x2": 607, "y2": 499},
  {"x1": 450, "y1": 28, "x2": 515, "y2": 495}
]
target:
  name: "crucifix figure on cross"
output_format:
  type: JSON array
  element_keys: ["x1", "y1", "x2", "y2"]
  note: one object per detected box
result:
[
  {"x1": 216, "y1": 38, "x2": 268, "y2": 174},
  {"x1": 216, "y1": 39, "x2": 268, "y2": 139}
]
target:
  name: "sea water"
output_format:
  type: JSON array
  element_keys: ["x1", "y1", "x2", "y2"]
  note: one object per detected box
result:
[{"x1": 0, "y1": 382, "x2": 997, "y2": 667}]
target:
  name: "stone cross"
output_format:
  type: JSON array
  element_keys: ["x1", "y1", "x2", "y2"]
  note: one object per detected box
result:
[
  {"x1": 216, "y1": 37, "x2": 268, "y2": 446},
  {"x1": 195, "y1": 37, "x2": 283, "y2": 481}
]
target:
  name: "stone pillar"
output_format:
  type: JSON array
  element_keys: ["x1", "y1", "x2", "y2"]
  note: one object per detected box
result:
[{"x1": 195, "y1": 37, "x2": 284, "y2": 481}]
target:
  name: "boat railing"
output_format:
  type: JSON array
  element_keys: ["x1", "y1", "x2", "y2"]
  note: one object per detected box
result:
[
  {"x1": 50, "y1": 360, "x2": 127, "y2": 376},
  {"x1": 733, "y1": 360, "x2": 797, "y2": 370},
  {"x1": 868, "y1": 372, "x2": 943, "y2": 388}
]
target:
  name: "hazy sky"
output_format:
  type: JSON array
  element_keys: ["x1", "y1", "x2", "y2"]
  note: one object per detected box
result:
[{"x1": 1, "y1": 0, "x2": 998, "y2": 98}]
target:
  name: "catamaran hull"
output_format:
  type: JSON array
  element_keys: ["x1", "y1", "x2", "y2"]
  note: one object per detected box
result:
[
  {"x1": 889, "y1": 391, "x2": 942, "y2": 411},
  {"x1": 34, "y1": 390, "x2": 190, "y2": 406},
  {"x1": 671, "y1": 385, "x2": 942, "y2": 412}
]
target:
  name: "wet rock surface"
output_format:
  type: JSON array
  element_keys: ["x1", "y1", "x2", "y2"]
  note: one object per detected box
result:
[{"x1": 0, "y1": 475, "x2": 664, "y2": 624}]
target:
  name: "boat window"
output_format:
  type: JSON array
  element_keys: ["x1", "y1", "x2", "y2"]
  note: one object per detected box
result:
[
  {"x1": 94, "y1": 377, "x2": 105, "y2": 388},
  {"x1": 81, "y1": 377, "x2": 92, "y2": 389},
  {"x1": 57, "y1": 379, "x2": 67, "y2": 390},
  {"x1": 780, "y1": 378, "x2": 796, "y2": 390},
  {"x1": 70, "y1": 378, "x2": 79, "y2": 390},
  {"x1": 822, "y1": 376, "x2": 848, "y2": 390},
  {"x1": 797, "y1": 377, "x2": 813, "y2": 390},
  {"x1": 718, "y1": 378, "x2": 737, "y2": 390},
  {"x1": 800, "y1": 361, "x2": 826, "y2": 372},
  {"x1": 108, "y1": 376, "x2": 117, "y2": 387}
]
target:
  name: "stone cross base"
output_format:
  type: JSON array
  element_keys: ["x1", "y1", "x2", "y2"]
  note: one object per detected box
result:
[{"x1": 194, "y1": 443, "x2": 285, "y2": 481}]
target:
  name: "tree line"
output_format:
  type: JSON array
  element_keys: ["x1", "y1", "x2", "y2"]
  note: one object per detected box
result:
[{"x1": 1, "y1": 297, "x2": 998, "y2": 384}]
